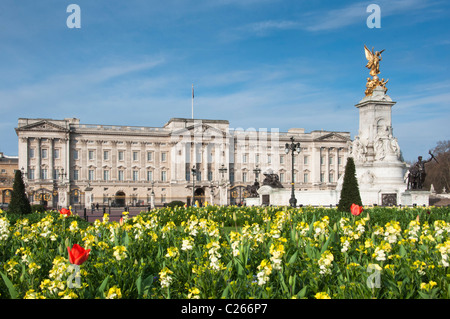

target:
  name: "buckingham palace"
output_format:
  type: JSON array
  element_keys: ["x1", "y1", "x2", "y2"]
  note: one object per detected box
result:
[{"x1": 15, "y1": 117, "x2": 351, "y2": 208}]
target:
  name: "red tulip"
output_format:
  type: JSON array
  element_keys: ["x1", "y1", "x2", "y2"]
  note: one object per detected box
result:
[
  {"x1": 67, "y1": 244, "x2": 90, "y2": 265},
  {"x1": 350, "y1": 203, "x2": 363, "y2": 216},
  {"x1": 60, "y1": 208, "x2": 71, "y2": 217}
]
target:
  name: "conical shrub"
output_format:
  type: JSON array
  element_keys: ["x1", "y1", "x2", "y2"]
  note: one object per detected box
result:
[
  {"x1": 8, "y1": 170, "x2": 32, "y2": 215},
  {"x1": 338, "y1": 156, "x2": 362, "y2": 212}
]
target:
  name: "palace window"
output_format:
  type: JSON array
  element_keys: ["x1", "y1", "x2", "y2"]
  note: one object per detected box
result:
[{"x1": 88, "y1": 170, "x2": 95, "y2": 181}]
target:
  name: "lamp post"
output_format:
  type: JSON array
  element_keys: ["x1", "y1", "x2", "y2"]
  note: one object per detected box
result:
[
  {"x1": 191, "y1": 165, "x2": 197, "y2": 206},
  {"x1": 285, "y1": 136, "x2": 301, "y2": 207},
  {"x1": 253, "y1": 164, "x2": 261, "y2": 182}
]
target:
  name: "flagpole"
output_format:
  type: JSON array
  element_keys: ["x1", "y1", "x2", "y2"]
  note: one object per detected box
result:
[{"x1": 191, "y1": 84, "x2": 194, "y2": 119}]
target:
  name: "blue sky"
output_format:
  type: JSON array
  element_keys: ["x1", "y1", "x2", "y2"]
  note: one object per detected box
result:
[{"x1": 0, "y1": 0, "x2": 449, "y2": 162}]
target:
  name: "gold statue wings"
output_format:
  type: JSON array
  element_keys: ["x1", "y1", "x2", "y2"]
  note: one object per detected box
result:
[{"x1": 364, "y1": 45, "x2": 384, "y2": 77}]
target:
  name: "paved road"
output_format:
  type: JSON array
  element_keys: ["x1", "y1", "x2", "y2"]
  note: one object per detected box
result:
[{"x1": 72, "y1": 206, "x2": 152, "y2": 223}]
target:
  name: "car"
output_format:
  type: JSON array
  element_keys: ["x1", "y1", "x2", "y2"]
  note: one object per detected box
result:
[{"x1": 0, "y1": 203, "x2": 9, "y2": 209}]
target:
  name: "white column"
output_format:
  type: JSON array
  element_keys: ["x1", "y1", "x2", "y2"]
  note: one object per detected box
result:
[
  {"x1": 36, "y1": 138, "x2": 42, "y2": 180},
  {"x1": 65, "y1": 136, "x2": 70, "y2": 182},
  {"x1": 49, "y1": 138, "x2": 54, "y2": 181}
]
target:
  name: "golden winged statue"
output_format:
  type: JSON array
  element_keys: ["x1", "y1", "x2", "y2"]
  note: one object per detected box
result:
[
  {"x1": 364, "y1": 45, "x2": 384, "y2": 78},
  {"x1": 364, "y1": 45, "x2": 388, "y2": 96}
]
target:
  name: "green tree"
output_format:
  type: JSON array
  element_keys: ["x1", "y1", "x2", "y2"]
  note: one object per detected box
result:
[
  {"x1": 338, "y1": 156, "x2": 362, "y2": 212},
  {"x1": 8, "y1": 170, "x2": 32, "y2": 215}
]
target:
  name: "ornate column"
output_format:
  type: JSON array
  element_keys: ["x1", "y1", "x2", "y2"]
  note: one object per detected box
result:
[
  {"x1": 111, "y1": 140, "x2": 118, "y2": 180},
  {"x1": 80, "y1": 139, "x2": 88, "y2": 181},
  {"x1": 36, "y1": 137, "x2": 41, "y2": 180},
  {"x1": 49, "y1": 138, "x2": 54, "y2": 181},
  {"x1": 96, "y1": 140, "x2": 103, "y2": 181}
]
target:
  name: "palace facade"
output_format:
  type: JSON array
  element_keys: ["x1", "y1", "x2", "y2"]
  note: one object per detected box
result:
[{"x1": 15, "y1": 117, "x2": 351, "y2": 208}]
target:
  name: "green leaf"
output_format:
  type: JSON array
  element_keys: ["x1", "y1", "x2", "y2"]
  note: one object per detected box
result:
[
  {"x1": 288, "y1": 251, "x2": 298, "y2": 265},
  {"x1": 0, "y1": 271, "x2": 18, "y2": 299},
  {"x1": 221, "y1": 284, "x2": 230, "y2": 299},
  {"x1": 399, "y1": 244, "x2": 407, "y2": 257},
  {"x1": 97, "y1": 276, "x2": 110, "y2": 298},
  {"x1": 136, "y1": 275, "x2": 142, "y2": 297},
  {"x1": 418, "y1": 291, "x2": 430, "y2": 299},
  {"x1": 320, "y1": 231, "x2": 334, "y2": 255},
  {"x1": 297, "y1": 286, "x2": 307, "y2": 298},
  {"x1": 124, "y1": 231, "x2": 130, "y2": 247},
  {"x1": 279, "y1": 273, "x2": 289, "y2": 293}
]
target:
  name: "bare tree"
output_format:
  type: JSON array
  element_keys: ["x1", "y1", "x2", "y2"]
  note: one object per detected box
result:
[{"x1": 424, "y1": 140, "x2": 450, "y2": 193}]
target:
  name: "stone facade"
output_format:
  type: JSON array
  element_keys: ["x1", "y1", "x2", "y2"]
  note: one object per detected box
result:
[
  {"x1": 0, "y1": 152, "x2": 18, "y2": 205},
  {"x1": 15, "y1": 117, "x2": 351, "y2": 208}
]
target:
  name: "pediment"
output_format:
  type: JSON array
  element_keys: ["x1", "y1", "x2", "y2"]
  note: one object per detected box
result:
[
  {"x1": 171, "y1": 123, "x2": 227, "y2": 138},
  {"x1": 314, "y1": 133, "x2": 350, "y2": 142},
  {"x1": 17, "y1": 120, "x2": 68, "y2": 132}
]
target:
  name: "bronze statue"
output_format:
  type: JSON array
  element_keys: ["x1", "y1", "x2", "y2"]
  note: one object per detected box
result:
[
  {"x1": 262, "y1": 172, "x2": 284, "y2": 188},
  {"x1": 407, "y1": 152, "x2": 437, "y2": 190},
  {"x1": 246, "y1": 180, "x2": 260, "y2": 198}
]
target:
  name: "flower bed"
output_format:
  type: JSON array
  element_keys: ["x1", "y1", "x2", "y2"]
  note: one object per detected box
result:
[{"x1": 1, "y1": 205, "x2": 450, "y2": 299}]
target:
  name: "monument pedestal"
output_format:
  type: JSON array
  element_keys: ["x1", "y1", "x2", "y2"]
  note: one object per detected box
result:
[
  {"x1": 351, "y1": 86, "x2": 409, "y2": 206},
  {"x1": 401, "y1": 190, "x2": 430, "y2": 207},
  {"x1": 245, "y1": 197, "x2": 260, "y2": 206},
  {"x1": 219, "y1": 181, "x2": 229, "y2": 206}
]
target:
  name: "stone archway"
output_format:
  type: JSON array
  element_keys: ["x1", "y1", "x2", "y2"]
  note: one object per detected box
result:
[
  {"x1": 194, "y1": 187, "x2": 205, "y2": 206},
  {"x1": 1, "y1": 189, "x2": 12, "y2": 204},
  {"x1": 115, "y1": 191, "x2": 126, "y2": 207}
]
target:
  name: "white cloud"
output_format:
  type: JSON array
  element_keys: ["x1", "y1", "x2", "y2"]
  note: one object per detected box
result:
[{"x1": 0, "y1": 57, "x2": 165, "y2": 113}]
